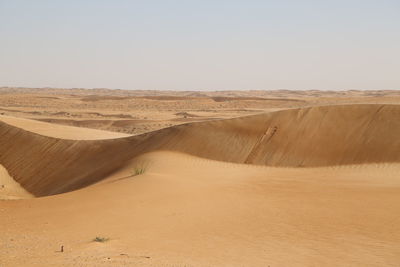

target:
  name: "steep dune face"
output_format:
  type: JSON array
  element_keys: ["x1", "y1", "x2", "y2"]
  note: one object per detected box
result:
[
  {"x1": 154, "y1": 104, "x2": 400, "y2": 166},
  {"x1": 0, "y1": 164, "x2": 32, "y2": 199},
  {"x1": 0, "y1": 124, "x2": 138, "y2": 196},
  {"x1": 0, "y1": 104, "x2": 399, "y2": 197}
]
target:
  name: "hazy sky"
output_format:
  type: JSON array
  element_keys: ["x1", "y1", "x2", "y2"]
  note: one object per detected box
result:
[{"x1": 0, "y1": 0, "x2": 399, "y2": 90}]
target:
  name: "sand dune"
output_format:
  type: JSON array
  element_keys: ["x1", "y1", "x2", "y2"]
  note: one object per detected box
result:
[
  {"x1": 0, "y1": 115, "x2": 130, "y2": 140},
  {"x1": 1, "y1": 151, "x2": 400, "y2": 266},
  {"x1": 1, "y1": 104, "x2": 400, "y2": 266},
  {"x1": 0, "y1": 104, "x2": 399, "y2": 197},
  {"x1": 2, "y1": 88, "x2": 399, "y2": 136},
  {"x1": 0, "y1": 164, "x2": 32, "y2": 199}
]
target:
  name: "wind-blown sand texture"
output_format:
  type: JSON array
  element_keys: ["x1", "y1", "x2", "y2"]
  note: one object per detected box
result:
[{"x1": 1, "y1": 94, "x2": 400, "y2": 266}]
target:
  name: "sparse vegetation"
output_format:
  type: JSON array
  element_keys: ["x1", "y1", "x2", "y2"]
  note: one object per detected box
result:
[
  {"x1": 133, "y1": 167, "x2": 146, "y2": 176},
  {"x1": 93, "y1": 236, "x2": 109, "y2": 243}
]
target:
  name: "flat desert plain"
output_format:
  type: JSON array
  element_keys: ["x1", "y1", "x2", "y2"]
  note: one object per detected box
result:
[{"x1": 0, "y1": 87, "x2": 400, "y2": 266}]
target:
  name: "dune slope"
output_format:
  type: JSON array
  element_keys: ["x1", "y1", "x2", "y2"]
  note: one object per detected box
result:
[
  {"x1": 0, "y1": 104, "x2": 399, "y2": 197},
  {"x1": 1, "y1": 104, "x2": 400, "y2": 266},
  {"x1": 0, "y1": 115, "x2": 130, "y2": 140},
  {"x1": 1, "y1": 151, "x2": 400, "y2": 266}
]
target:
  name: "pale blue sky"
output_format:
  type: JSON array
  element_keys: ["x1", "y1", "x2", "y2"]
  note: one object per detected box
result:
[{"x1": 0, "y1": 0, "x2": 399, "y2": 90}]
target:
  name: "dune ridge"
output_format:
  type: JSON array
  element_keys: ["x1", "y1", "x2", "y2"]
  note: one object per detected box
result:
[{"x1": 0, "y1": 104, "x2": 399, "y2": 197}]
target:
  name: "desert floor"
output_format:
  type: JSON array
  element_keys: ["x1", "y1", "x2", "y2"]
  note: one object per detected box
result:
[{"x1": 0, "y1": 88, "x2": 399, "y2": 266}]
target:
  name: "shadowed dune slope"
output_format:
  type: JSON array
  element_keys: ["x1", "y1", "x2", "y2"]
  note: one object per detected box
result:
[{"x1": 0, "y1": 104, "x2": 399, "y2": 197}]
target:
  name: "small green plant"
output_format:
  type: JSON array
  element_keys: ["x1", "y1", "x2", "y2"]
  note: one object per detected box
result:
[
  {"x1": 93, "y1": 236, "x2": 109, "y2": 243},
  {"x1": 133, "y1": 167, "x2": 146, "y2": 176}
]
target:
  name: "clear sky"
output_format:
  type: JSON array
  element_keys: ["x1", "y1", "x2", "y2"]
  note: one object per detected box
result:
[{"x1": 0, "y1": 0, "x2": 399, "y2": 90}]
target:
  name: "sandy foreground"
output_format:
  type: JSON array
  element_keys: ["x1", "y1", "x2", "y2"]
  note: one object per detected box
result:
[{"x1": 0, "y1": 89, "x2": 400, "y2": 266}]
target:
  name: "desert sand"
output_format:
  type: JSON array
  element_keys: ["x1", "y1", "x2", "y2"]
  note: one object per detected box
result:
[{"x1": 0, "y1": 88, "x2": 400, "y2": 266}]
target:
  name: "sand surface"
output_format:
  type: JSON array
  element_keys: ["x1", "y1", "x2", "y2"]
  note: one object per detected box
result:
[
  {"x1": 0, "y1": 115, "x2": 129, "y2": 140},
  {"x1": 0, "y1": 164, "x2": 32, "y2": 200},
  {"x1": 0, "y1": 89, "x2": 399, "y2": 266},
  {"x1": 1, "y1": 152, "x2": 400, "y2": 266},
  {"x1": 1, "y1": 87, "x2": 399, "y2": 135}
]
